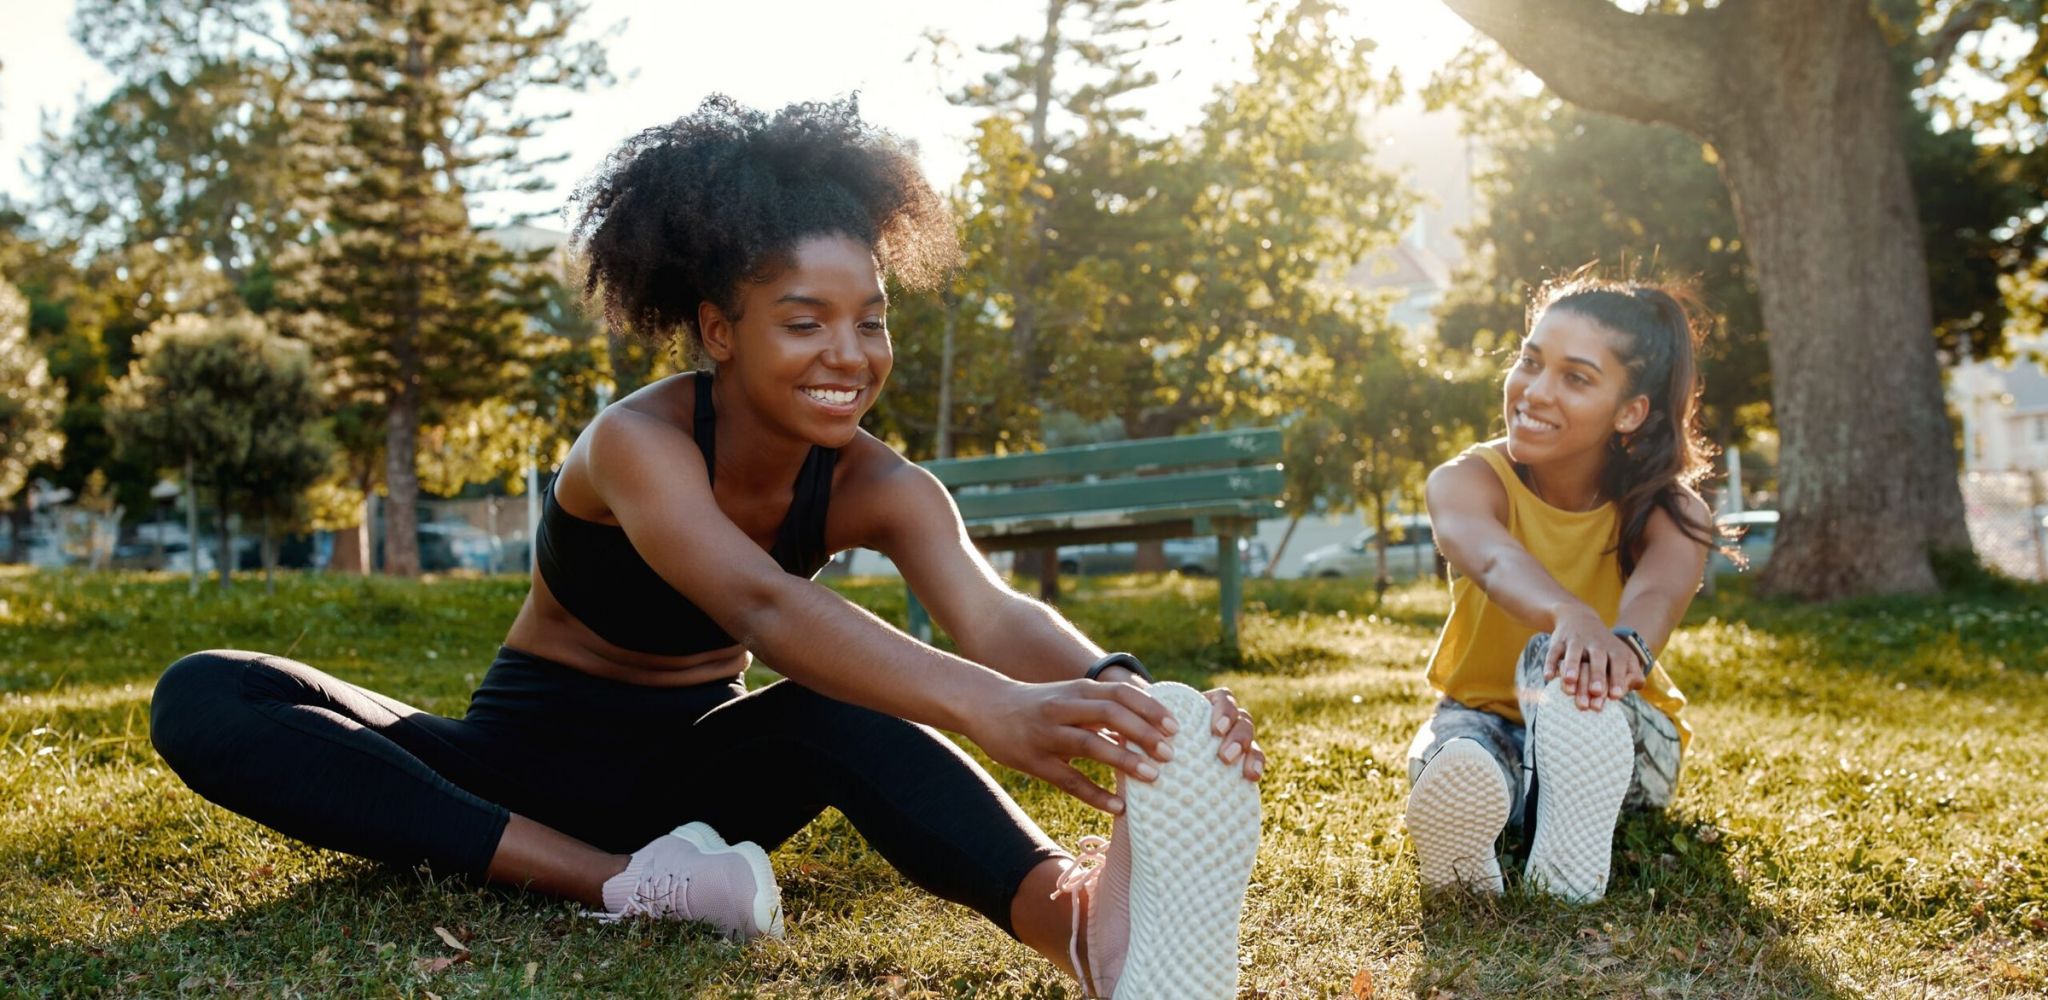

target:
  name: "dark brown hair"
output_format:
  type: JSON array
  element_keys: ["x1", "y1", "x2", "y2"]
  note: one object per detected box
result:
[{"x1": 1530, "y1": 273, "x2": 1720, "y2": 577}]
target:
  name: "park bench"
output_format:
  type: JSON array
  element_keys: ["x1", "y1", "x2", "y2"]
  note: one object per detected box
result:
[{"x1": 906, "y1": 427, "x2": 1285, "y2": 654}]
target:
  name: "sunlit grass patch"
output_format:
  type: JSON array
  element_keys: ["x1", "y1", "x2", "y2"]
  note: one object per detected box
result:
[{"x1": 2, "y1": 568, "x2": 2044, "y2": 997}]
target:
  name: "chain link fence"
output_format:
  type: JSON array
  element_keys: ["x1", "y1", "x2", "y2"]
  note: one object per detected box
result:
[{"x1": 1961, "y1": 470, "x2": 2048, "y2": 583}]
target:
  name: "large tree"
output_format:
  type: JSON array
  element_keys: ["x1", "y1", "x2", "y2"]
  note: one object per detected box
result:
[
  {"x1": 1438, "y1": 0, "x2": 2036, "y2": 599},
  {"x1": 0, "y1": 278, "x2": 66, "y2": 506},
  {"x1": 288, "y1": 0, "x2": 606, "y2": 576}
]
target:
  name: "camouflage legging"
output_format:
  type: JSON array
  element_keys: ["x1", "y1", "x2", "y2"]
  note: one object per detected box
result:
[{"x1": 1406, "y1": 633, "x2": 1682, "y2": 828}]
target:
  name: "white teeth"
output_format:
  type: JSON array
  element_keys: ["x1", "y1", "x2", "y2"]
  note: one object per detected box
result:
[
  {"x1": 803, "y1": 387, "x2": 859, "y2": 405},
  {"x1": 1515, "y1": 411, "x2": 1558, "y2": 432}
]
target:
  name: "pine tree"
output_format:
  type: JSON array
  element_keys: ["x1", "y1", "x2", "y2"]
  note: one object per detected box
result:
[{"x1": 288, "y1": 0, "x2": 606, "y2": 576}]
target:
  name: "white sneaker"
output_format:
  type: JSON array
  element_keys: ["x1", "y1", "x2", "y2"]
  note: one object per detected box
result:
[
  {"x1": 1110, "y1": 681, "x2": 1262, "y2": 999},
  {"x1": 1406, "y1": 737, "x2": 1511, "y2": 895},
  {"x1": 593, "y1": 822, "x2": 784, "y2": 939},
  {"x1": 1523, "y1": 678, "x2": 1634, "y2": 903}
]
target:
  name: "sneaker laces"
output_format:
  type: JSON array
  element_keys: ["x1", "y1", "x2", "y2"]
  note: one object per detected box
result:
[
  {"x1": 589, "y1": 870, "x2": 689, "y2": 923},
  {"x1": 1053, "y1": 835, "x2": 1112, "y2": 995}
]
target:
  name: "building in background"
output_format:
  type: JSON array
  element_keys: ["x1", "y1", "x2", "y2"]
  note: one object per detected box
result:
[{"x1": 1954, "y1": 337, "x2": 2048, "y2": 473}]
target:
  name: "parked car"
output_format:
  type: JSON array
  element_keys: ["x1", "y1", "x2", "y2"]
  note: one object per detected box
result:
[
  {"x1": 1299, "y1": 514, "x2": 1438, "y2": 581},
  {"x1": 1056, "y1": 536, "x2": 1271, "y2": 577},
  {"x1": 1708, "y1": 509, "x2": 1777, "y2": 577}
]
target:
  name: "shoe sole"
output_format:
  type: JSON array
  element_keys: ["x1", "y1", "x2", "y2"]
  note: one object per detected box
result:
[
  {"x1": 1407, "y1": 738, "x2": 1509, "y2": 894},
  {"x1": 673, "y1": 822, "x2": 786, "y2": 939},
  {"x1": 1522, "y1": 679, "x2": 1634, "y2": 903},
  {"x1": 1115, "y1": 682, "x2": 1262, "y2": 1000}
]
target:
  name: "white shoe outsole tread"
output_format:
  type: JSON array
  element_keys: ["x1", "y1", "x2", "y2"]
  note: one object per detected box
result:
[
  {"x1": 1115, "y1": 682, "x2": 1262, "y2": 1000},
  {"x1": 1407, "y1": 738, "x2": 1510, "y2": 894},
  {"x1": 1523, "y1": 679, "x2": 1634, "y2": 904},
  {"x1": 673, "y1": 821, "x2": 786, "y2": 938}
]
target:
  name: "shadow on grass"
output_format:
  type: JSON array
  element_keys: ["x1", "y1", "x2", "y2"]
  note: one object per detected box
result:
[
  {"x1": 1409, "y1": 808, "x2": 1850, "y2": 999},
  {"x1": 2, "y1": 860, "x2": 768, "y2": 997}
]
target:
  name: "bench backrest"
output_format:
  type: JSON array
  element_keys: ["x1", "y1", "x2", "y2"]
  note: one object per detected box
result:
[{"x1": 922, "y1": 428, "x2": 1284, "y2": 523}]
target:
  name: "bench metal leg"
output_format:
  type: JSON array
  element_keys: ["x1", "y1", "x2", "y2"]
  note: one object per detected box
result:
[
  {"x1": 1217, "y1": 532, "x2": 1241, "y2": 656},
  {"x1": 906, "y1": 586, "x2": 933, "y2": 643}
]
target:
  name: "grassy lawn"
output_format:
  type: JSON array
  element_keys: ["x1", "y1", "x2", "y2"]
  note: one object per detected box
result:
[{"x1": 3, "y1": 565, "x2": 2045, "y2": 998}]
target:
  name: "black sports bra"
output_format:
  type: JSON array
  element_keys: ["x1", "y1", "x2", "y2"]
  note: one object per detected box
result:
[{"x1": 533, "y1": 371, "x2": 838, "y2": 655}]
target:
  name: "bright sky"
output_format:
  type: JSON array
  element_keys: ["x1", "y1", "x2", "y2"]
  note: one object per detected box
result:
[{"x1": 0, "y1": 0, "x2": 1474, "y2": 227}]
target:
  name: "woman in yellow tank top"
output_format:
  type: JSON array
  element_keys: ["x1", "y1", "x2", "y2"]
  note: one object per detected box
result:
[{"x1": 1405, "y1": 274, "x2": 1723, "y2": 904}]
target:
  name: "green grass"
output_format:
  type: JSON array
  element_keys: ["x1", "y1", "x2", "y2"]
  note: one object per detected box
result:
[{"x1": 3, "y1": 565, "x2": 2045, "y2": 998}]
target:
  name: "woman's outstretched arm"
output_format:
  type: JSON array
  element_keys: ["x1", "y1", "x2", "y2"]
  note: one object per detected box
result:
[
  {"x1": 1601, "y1": 495, "x2": 1712, "y2": 703},
  {"x1": 584, "y1": 408, "x2": 1173, "y2": 814},
  {"x1": 855, "y1": 455, "x2": 1264, "y2": 781},
  {"x1": 1426, "y1": 451, "x2": 1637, "y2": 709}
]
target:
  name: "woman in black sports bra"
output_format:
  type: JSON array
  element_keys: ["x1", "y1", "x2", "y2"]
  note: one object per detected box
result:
[{"x1": 149, "y1": 96, "x2": 1265, "y2": 997}]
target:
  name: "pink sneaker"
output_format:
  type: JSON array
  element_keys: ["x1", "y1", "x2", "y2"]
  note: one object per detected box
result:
[
  {"x1": 593, "y1": 822, "x2": 784, "y2": 939},
  {"x1": 1054, "y1": 682, "x2": 1262, "y2": 999},
  {"x1": 1053, "y1": 816, "x2": 1134, "y2": 997}
]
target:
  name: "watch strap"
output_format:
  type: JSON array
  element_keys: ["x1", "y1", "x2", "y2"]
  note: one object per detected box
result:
[{"x1": 1085, "y1": 652, "x2": 1154, "y2": 683}]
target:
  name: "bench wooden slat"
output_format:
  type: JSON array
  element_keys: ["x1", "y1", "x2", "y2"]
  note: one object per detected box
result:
[
  {"x1": 962, "y1": 508, "x2": 1273, "y2": 551},
  {"x1": 952, "y1": 466, "x2": 1285, "y2": 522},
  {"x1": 925, "y1": 428, "x2": 1281, "y2": 487}
]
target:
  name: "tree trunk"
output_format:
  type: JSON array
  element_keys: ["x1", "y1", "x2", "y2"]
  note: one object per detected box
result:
[
  {"x1": 383, "y1": 391, "x2": 423, "y2": 577},
  {"x1": 936, "y1": 296, "x2": 958, "y2": 460},
  {"x1": 215, "y1": 480, "x2": 233, "y2": 591},
  {"x1": 261, "y1": 512, "x2": 277, "y2": 597},
  {"x1": 380, "y1": 22, "x2": 429, "y2": 579},
  {"x1": 185, "y1": 455, "x2": 201, "y2": 597},
  {"x1": 1440, "y1": 0, "x2": 1971, "y2": 601},
  {"x1": 1263, "y1": 513, "x2": 1303, "y2": 579},
  {"x1": 1708, "y1": 4, "x2": 1969, "y2": 598}
]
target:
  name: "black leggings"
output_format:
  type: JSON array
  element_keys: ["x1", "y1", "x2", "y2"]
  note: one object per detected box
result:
[{"x1": 148, "y1": 647, "x2": 1064, "y2": 934}]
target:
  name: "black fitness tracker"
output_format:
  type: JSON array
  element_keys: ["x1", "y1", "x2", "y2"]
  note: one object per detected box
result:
[
  {"x1": 1085, "y1": 651, "x2": 1154, "y2": 684},
  {"x1": 1611, "y1": 627, "x2": 1655, "y2": 671}
]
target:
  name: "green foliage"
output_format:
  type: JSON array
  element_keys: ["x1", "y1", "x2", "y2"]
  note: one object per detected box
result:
[
  {"x1": 885, "y1": 0, "x2": 1435, "y2": 472},
  {"x1": 2, "y1": 569, "x2": 2044, "y2": 995},
  {"x1": 46, "y1": 0, "x2": 309, "y2": 301},
  {"x1": 1432, "y1": 24, "x2": 2037, "y2": 451},
  {"x1": 0, "y1": 278, "x2": 66, "y2": 499},
  {"x1": 1909, "y1": 0, "x2": 2048, "y2": 346},
  {"x1": 102, "y1": 312, "x2": 331, "y2": 579}
]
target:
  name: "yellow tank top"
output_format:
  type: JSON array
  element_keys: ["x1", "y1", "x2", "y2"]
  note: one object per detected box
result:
[{"x1": 1424, "y1": 440, "x2": 1692, "y2": 751}]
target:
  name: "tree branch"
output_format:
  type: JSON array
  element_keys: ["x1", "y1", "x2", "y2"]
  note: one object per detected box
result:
[{"x1": 1437, "y1": 0, "x2": 1720, "y2": 133}]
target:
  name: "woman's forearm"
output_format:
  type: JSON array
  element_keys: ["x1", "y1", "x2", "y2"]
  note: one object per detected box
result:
[
  {"x1": 1616, "y1": 582, "x2": 1690, "y2": 655},
  {"x1": 955, "y1": 596, "x2": 1104, "y2": 684},
  {"x1": 1475, "y1": 545, "x2": 1602, "y2": 633},
  {"x1": 736, "y1": 577, "x2": 1018, "y2": 734}
]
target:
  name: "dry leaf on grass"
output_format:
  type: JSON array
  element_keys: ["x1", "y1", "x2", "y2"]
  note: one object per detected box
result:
[
  {"x1": 432, "y1": 926, "x2": 469, "y2": 952},
  {"x1": 1351, "y1": 966, "x2": 1375, "y2": 998}
]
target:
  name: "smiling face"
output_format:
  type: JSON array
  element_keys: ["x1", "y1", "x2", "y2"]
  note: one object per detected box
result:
[
  {"x1": 1503, "y1": 307, "x2": 1649, "y2": 470},
  {"x1": 699, "y1": 233, "x2": 892, "y2": 448}
]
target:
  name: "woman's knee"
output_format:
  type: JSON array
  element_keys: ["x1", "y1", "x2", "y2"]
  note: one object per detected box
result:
[
  {"x1": 1517, "y1": 633, "x2": 1553, "y2": 687},
  {"x1": 149, "y1": 650, "x2": 262, "y2": 765}
]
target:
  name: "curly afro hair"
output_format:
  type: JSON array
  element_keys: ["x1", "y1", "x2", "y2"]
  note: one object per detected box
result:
[{"x1": 570, "y1": 94, "x2": 958, "y2": 354}]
